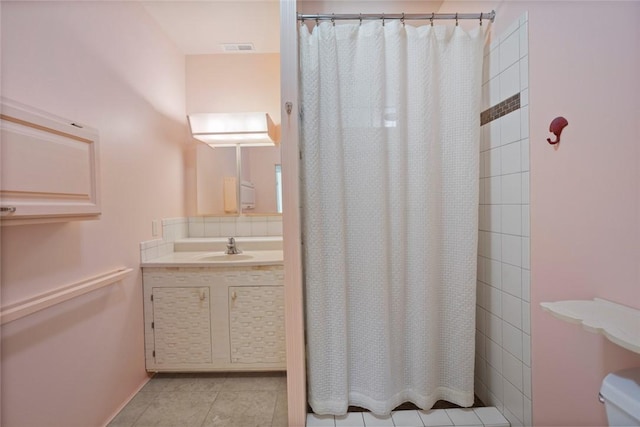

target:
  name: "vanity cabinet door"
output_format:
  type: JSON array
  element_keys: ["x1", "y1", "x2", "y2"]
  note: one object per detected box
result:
[
  {"x1": 229, "y1": 286, "x2": 286, "y2": 365},
  {"x1": 152, "y1": 287, "x2": 212, "y2": 365}
]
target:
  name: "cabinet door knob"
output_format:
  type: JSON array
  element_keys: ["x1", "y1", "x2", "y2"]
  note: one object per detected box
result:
[
  {"x1": 231, "y1": 291, "x2": 237, "y2": 301},
  {"x1": 199, "y1": 290, "x2": 206, "y2": 301}
]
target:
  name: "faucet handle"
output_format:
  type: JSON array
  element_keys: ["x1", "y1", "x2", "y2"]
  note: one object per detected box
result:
[{"x1": 225, "y1": 237, "x2": 241, "y2": 254}]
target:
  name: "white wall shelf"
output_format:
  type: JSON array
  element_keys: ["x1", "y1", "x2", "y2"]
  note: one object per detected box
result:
[{"x1": 541, "y1": 298, "x2": 640, "y2": 354}]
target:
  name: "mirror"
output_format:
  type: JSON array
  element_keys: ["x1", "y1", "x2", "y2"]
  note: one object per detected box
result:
[
  {"x1": 188, "y1": 52, "x2": 281, "y2": 216},
  {"x1": 195, "y1": 145, "x2": 234, "y2": 215},
  {"x1": 241, "y1": 146, "x2": 282, "y2": 214},
  {"x1": 195, "y1": 144, "x2": 282, "y2": 216}
]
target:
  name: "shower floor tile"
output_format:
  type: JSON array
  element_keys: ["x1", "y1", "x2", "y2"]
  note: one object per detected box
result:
[
  {"x1": 362, "y1": 412, "x2": 395, "y2": 426},
  {"x1": 306, "y1": 407, "x2": 509, "y2": 427},
  {"x1": 307, "y1": 413, "x2": 338, "y2": 426},
  {"x1": 391, "y1": 410, "x2": 424, "y2": 426},
  {"x1": 336, "y1": 412, "x2": 366, "y2": 426}
]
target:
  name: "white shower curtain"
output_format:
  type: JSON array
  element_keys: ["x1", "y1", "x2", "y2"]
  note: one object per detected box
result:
[{"x1": 300, "y1": 20, "x2": 485, "y2": 416}]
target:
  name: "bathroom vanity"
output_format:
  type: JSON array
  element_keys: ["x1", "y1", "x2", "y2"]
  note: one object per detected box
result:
[{"x1": 140, "y1": 237, "x2": 285, "y2": 372}]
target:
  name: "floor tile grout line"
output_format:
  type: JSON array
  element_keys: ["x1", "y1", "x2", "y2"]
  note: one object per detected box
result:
[
  {"x1": 198, "y1": 390, "x2": 218, "y2": 427},
  {"x1": 270, "y1": 391, "x2": 284, "y2": 427},
  {"x1": 269, "y1": 393, "x2": 277, "y2": 427},
  {"x1": 127, "y1": 395, "x2": 154, "y2": 427}
]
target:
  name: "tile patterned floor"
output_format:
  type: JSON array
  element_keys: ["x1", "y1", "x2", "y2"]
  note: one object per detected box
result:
[
  {"x1": 307, "y1": 407, "x2": 510, "y2": 427},
  {"x1": 109, "y1": 372, "x2": 509, "y2": 427},
  {"x1": 108, "y1": 372, "x2": 287, "y2": 427}
]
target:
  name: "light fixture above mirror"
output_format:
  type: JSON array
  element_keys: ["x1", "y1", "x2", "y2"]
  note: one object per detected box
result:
[{"x1": 188, "y1": 112, "x2": 278, "y2": 147}]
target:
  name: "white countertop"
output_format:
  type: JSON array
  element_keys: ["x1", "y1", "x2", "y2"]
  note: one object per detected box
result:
[{"x1": 141, "y1": 250, "x2": 284, "y2": 268}]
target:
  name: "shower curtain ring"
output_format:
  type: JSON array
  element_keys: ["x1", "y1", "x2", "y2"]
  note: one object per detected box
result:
[
  {"x1": 382, "y1": 13, "x2": 385, "y2": 26},
  {"x1": 455, "y1": 13, "x2": 459, "y2": 26},
  {"x1": 359, "y1": 13, "x2": 362, "y2": 26},
  {"x1": 479, "y1": 12, "x2": 483, "y2": 26},
  {"x1": 331, "y1": 13, "x2": 335, "y2": 26},
  {"x1": 430, "y1": 13, "x2": 434, "y2": 26},
  {"x1": 401, "y1": 13, "x2": 405, "y2": 27}
]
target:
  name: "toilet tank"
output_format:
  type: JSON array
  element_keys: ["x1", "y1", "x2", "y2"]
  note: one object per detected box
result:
[{"x1": 600, "y1": 367, "x2": 640, "y2": 426}]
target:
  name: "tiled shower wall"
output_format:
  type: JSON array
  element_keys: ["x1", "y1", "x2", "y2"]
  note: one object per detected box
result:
[
  {"x1": 475, "y1": 13, "x2": 531, "y2": 427},
  {"x1": 139, "y1": 215, "x2": 283, "y2": 262}
]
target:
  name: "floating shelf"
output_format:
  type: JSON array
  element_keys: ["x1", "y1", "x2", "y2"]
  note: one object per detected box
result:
[{"x1": 541, "y1": 298, "x2": 640, "y2": 354}]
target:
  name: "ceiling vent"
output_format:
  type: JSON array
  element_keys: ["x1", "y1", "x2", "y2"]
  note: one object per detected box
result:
[{"x1": 221, "y1": 43, "x2": 255, "y2": 52}]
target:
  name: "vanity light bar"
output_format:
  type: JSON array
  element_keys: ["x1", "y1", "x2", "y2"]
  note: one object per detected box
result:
[{"x1": 188, "y1": 112, "x2": 278, "y2": 147}]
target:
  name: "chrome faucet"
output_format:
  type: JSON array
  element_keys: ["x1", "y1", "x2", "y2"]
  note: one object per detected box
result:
[{"x1": 225, "y1": 237, "x2": 242, "y2": 255}]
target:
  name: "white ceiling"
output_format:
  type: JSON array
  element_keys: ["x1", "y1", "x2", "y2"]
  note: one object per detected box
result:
[
  {"x1": 142, "y1": 1, "x2": 281, "y2": 55},
  {"x1": 142, "y1": 1, "x2": 444, "y2": 56}
]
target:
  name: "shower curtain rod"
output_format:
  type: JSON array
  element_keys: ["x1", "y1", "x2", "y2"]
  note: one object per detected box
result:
[{"x1": 298, "y1": 11, "x2": 495, "y2": 24}]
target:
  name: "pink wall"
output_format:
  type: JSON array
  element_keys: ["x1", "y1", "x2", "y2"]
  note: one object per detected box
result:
[
  {"x1": 1, "y1": 2, "x2": 187, "y2": 426},
  {"x1": 185, "y1": 54, "x2": 282, "y2": 215},
  {"x1": 441, "y1": 1, "x2": 640, "y2": 425},
  {"x1": 299, "y1": 1, "x2": 444, "y2": 16},
  {"x1": 526, "y1": 3, "x2": 639, "y2": 425}
]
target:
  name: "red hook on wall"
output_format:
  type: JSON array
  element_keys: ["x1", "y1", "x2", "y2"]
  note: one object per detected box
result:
[{"x1": 547, "y1": 117, "x2": 568, "y2": 145}]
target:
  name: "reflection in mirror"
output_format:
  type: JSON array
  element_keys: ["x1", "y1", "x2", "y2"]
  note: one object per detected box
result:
[
  {"x1": 241, "y1": 146, "x2": 281, "y2": 214},
  {"x1": 196, "y1": 145, "x2": 236, "y2": 215},
  {"x1": 195, "y1": 144, "x2": 281, "y2": 216}
]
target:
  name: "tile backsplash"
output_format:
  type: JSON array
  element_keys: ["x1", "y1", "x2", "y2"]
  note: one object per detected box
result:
[
  {"x1": 139, "y1": 238, "x2": 174, "y2": 263},
  {"x1": 162, "y1": 217, "x2": 189, "y2": 242},
  {"x1": 187, "y1": 215, "x2": 283, "y2": 238},
  {"x1": 140, "y1": 215, "x2": 283, "y2": 262}
]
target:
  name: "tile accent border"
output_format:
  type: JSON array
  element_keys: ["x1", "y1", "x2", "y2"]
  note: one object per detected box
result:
[{"x1": 481, "y1": 93, "x2": 521, "y2": 126}]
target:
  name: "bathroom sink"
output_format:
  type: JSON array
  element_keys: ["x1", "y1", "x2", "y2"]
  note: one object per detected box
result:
[
  {"x1": 197, "y1": 254, "x2": 254, "y2": 262},
  {"x1": 141, "y1": 249, "x2": 284, "y2": 267}
]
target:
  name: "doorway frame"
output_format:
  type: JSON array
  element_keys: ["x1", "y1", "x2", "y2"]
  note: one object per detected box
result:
[{"x1": 280, "y1": 1, "x2": 306, "y2": 426}]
